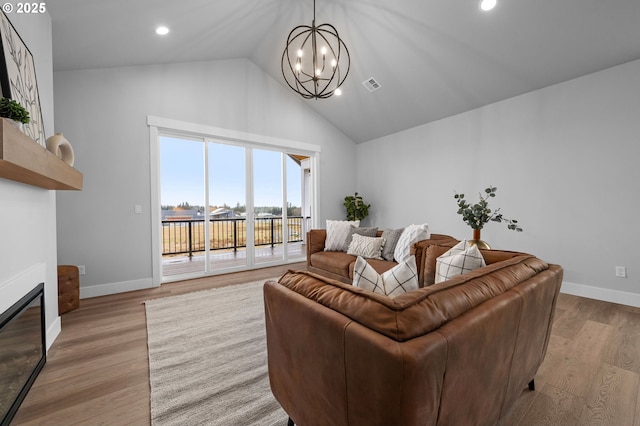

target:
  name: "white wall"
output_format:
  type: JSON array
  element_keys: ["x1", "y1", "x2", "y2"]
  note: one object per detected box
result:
[
  {"x1": 357, "y1": 59, "x2": 640, "y2": 306},
  {"x1": 0, "y1": 12, "x2": 60, "y2": 348},
  {"x1": 53, "y1": 59, "x2": 356, "y2": 296}
]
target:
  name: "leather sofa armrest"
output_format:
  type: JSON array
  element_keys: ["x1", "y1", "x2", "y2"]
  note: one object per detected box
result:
[{"x1": 307, "y1": 229, "x2": 327, "y2": 267}]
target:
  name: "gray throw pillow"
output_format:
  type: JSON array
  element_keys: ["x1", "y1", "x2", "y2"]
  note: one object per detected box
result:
[
  {"x1": 381, "y1": 228, "x2": 404, "y2": 261},
  {"x1": 346, "y1": 226, "x2": 378, "y2": 248}
]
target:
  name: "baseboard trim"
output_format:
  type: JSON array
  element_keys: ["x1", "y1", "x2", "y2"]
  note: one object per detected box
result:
[
  {"x1": 77, "y1": 278, "x2": 640, "y2": 307},
  {"x1": 561, "y1": 281, "x2": 640, "y2": 308},
  {"x1": 46, "y1": 316, "x2": 61, "y2": 352},
  {"x1": 80, "y1": 278, "x2": 153, "y2": 299}
]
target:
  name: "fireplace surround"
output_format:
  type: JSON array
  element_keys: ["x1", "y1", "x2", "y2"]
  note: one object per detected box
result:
[{"x1": 0, "y1": 283, "x2": 46, "y2": 426}]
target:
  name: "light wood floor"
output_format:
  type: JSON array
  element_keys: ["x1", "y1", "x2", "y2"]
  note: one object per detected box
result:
[
  {"x1": 499, "y1": 293, "x2": 640, "y2": 426},
  {"x1": 11, "y1": 263, "x2": 304, "y2": 426},
  {"x1": 11, "y1": 267, "x2": 640, "y2": 426}
]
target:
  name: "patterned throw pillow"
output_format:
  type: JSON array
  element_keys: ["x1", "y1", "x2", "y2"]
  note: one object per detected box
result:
[
  {"x1": 347, "y1": 234, "x2": 385, "y2": 259},
  {"x1": 381, "y1": 228, "x2": 404, "y2": 261},
  {"x1": 435, "y1": 240, "x2": 486, "y2": 283},
  {"x1": 353, "y1": 255, "x2": 419, "y2": 298},
  {"x1": 325, "y1": 220, "x2": 360, "y2": 251},
  {"x1": 393, "y1": 223, "x2": 431, "y2": 263}
]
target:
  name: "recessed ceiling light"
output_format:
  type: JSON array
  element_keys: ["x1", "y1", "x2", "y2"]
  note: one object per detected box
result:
[
  {"x1": 479, "y1": 0, "x2": 497, "y2": 11},
  {"x1": 156, "y1": 26, "x2": 170, "y2": 36}
]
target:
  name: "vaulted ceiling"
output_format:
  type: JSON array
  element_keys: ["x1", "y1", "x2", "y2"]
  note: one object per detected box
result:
[{"x1": 48, "y1": 0, "x2": 640, "y2": 143}]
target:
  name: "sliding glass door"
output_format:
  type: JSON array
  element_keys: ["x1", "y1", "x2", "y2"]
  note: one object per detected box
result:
[
  {"x1": 208, "y1": 141, "x2": 247, "y2": 271},
  {"x1": 159, "y1": 135, "x2": 312, "y2": 281},
  {"x1": 253, "y1": 149, "x2": 284, "y2": 265},
  {"x1": 286, "y1": 155, "x2": 306, "y2": 259},
  {"x1": 160, "y1": 136, "x2": 206, "y2": 277}
]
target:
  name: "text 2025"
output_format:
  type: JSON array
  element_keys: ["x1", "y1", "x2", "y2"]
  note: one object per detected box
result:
[{"x1": 17, "y1": 3, "x2": 47, "y2": 13}]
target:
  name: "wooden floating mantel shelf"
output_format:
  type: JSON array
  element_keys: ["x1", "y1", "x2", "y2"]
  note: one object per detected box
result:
[{"x1": 0, "y1": 118, "x2": 83, "y2": 190}]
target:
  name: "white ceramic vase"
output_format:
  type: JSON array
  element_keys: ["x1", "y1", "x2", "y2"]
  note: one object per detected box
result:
[{"x1": 46, "y1": 133, "x2": 75, "y2": 166}]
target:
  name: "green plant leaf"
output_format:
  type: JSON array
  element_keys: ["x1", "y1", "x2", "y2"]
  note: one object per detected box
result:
[{"x1": 453, "y1": 185, "x2": 522, "y2": 233}]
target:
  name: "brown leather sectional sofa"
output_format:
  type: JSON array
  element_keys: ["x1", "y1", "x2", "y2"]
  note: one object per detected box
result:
[
  {"x1": 264, "y1": 245, "x2": 563, "y2": 426},
  {"x1": 306, "y1": 229, "x2": 458, "y2": 286}
]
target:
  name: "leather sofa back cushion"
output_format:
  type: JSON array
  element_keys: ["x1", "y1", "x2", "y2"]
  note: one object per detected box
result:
[
  {"x1": 423, "y1": 245, "x2": 525, "y2": 286},
  {"x1": 279, "y1": 253, "x2": 549, "y2": 342}
]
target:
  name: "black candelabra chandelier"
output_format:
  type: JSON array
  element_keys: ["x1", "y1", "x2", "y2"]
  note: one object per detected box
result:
[{"x1": 281, "y1": 0, "x2": 350, "y2": 99}]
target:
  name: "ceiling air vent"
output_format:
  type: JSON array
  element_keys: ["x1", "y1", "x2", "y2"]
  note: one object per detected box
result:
[{"x1": 362, "y1": 77, "x2": 381, "y2": 92}]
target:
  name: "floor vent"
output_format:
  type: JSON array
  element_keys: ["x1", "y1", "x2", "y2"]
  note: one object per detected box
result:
[{"x1": 362, "y1": 77, "x2": 381, "y2": 92}]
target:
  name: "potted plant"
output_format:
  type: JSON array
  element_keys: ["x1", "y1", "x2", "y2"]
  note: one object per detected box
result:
[
  {"x1": 0, "y1": 97, "x2": 30, "y2": 130},
  {"x1": 454, "y1": 186, "x2": 522, "y2": 248},
  {"x1": 344, "y1": 192, "x2": 371, "y2": 221}
]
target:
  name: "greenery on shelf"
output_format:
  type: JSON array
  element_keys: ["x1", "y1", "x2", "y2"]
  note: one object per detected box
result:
[
  {"x1": 344, "y1": 192, "x2": 370, "y2": 221},
  {"x1": 454, "y1": 186, "x2": 523, "y2": 232},
  {"x1": 0, "y1": 97, "x2": 30, "y2": 124}
]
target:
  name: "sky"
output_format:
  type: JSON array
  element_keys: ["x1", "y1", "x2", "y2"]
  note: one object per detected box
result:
[{"x1": 160, "y1": 136, "x2": 302, "y2": 209}]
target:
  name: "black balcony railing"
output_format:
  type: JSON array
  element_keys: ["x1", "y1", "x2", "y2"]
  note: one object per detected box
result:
[{"x1": 162, "y1": 216, "x2": 310, "y2": 257}]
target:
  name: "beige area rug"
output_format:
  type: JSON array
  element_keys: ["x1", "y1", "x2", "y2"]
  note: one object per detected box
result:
[{"x1": 144, "y1": 279, "x2": 289, "y2": 426}]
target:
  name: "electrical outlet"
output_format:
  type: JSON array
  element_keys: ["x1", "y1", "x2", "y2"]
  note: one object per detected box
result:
[
  {"x1": 78, "y1": 265, "x2": 86, "y2": 275},
  {"x1": 135, "y1": 204, "x2": 142, "y2": 214},
  {"x1": 615, "y1": 266, "x2": 626, "y2": 278}
]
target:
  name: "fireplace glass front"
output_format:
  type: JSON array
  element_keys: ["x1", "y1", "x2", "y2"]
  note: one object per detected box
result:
[{"x1": 0, "y1": 283, "x2": 46, "y2": 426}]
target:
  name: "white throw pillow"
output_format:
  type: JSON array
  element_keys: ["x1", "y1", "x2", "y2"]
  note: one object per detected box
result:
[
  {"x1": 325, "y1": 220, "x2": 360, "y2": 251},
  {"x1": 352, "y1": 256, "x2": 386, "y2": 295},
  {"x1": 347, "y1": 234, "x2": 385, "y2": 259},
  {"x1": 353, "y1": 256, "x2": 419, "y2": 298},
  {"x1": 393, "y1": 223, "x2": 431, "y2": 263},
  {"x1": 435, "y1": 240, "x2": 486, "y2": 283}
]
